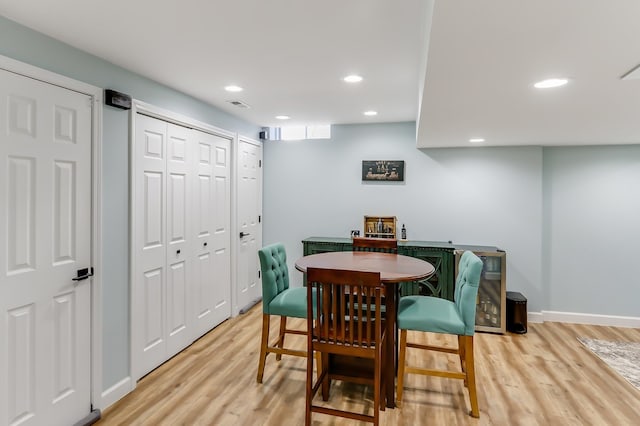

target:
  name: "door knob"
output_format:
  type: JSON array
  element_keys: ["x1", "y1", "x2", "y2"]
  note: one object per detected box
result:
[{"x1": 239, "y1": 232, "x2": 251, "y2": 238}]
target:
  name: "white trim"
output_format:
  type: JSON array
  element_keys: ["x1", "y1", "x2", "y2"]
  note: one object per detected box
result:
[
  {"x1": 133, "y1": 99, "x2": 235, "y2": 139},
  {"x1": 0, "y1": 54, "x2": 105, "y2": 409},
  {"x1": 0, "y1": 55, "x2": 102, "y2": 98},
  {"x1": 90, "y1": 83, "x2": 105, "y2": 411},
  {"x1": 128, "y1": 103, "x2": 137, "y2": 383},
  {"x1": 100, "y1": 377, "x2": 134, "y2": 410},
  {"x1": 527, "y1": 312, "x2": 544, "y2": 324},
  {"x1": 231, "y1": 133, "x2": 240, "y2": 316},
  {"x1": 539, "y1": 311, "x2": 640, "y2": 328}
]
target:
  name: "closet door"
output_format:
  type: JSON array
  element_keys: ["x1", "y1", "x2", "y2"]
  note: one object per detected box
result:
[
  {"x1": 133, "y1": 113, "x2": 233, "y2": 380},
  {"x1": 164, "y1": 123, "x2": 193, "y2": 356},
  {"x1": 192, "y1": 131, "x2": 231, "y2": 338},
  {"x1": 209, "y1": 134, "x2": 231, "y2": 326},
  {"x1": 133, "y1": 114, "x2": 168, "y2": 379}
]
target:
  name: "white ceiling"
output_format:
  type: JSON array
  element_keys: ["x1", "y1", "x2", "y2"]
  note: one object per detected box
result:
[{"x1": 1, "y1": 0, "x2": 640, "y2": 148}]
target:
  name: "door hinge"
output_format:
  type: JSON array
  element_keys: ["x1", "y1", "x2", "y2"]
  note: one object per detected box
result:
[
  {"x1": 259, "y1": 160, "x2": 262, "y2": 167},
  {"x1": 258, "y1": 215, "x2": 261, "y2": 223},
  {"x1": 258, "y1": 270, "x2": 261, "y2": 278}
]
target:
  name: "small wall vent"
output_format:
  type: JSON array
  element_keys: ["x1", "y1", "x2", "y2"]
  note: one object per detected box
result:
[
  {"x1": 621, "y1": 63, "x2": 640, "y2": 80},
  {"x1": 227, "y1": 100, "x2": 251, "y2": 108}
]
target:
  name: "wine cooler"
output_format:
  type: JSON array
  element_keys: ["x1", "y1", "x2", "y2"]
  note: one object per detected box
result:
[{"x1": 455, "y1": 248, "x2": 506, "y2": 334}]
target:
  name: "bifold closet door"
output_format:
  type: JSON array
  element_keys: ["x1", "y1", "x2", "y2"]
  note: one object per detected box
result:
[
  {"x1": 133, "y1": 115, "x2": 193, "y2": 378},
  {"x1": 164, "y1": 123, "x2": 194, "y2": 357},
  {"x1": 133, "y1": 113, "x2": 232, "y2": 380},
  {"x1": 192, "y1": 131, "x2": 231, "y2": 338}
]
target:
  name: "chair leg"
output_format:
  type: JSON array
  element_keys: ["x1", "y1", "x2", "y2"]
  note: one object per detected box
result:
[
  {"x1": 315, "y1": 351, "x2": 322, "y2": 379},
  {"x1": 396, "y1": 329, "x2": 408, "y2": 406},
  {"x1": 256, "y1": 314, "x2": 270, "y2": 383},
  {"x1": 380, "y1": 337, "x2": 386, "y2": 412},
  {"x1": 321, "y1": 353, "x2": 330, "y2": 401},
  {"x1": 373, "y1": 337, "x2": 383, "y2": 425},
  {"x1": 276, "y1": 316, "x2": 287, "y2": 361},
  {"x1": 305, "y1": 342, "x2": 314, "y2": 426},
  {"x1": 458, "y1": 335, "x2": 468, "y2": 387},
  {"x1": 463, "y1": 335, "x2": 480, "y2": 418}
]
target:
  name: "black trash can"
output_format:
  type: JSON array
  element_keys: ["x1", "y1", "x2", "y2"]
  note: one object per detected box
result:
[{"x1": 506, "y1": 291, "x2": 527, "y2": 334}]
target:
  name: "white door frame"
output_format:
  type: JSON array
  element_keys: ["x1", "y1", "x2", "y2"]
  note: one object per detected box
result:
[
  {"x1": 129, "y1": 100, "x2": 236, "y2": 383},
  {"x1": 0, "y1": 55, "x2": 104, "y2": 410}
]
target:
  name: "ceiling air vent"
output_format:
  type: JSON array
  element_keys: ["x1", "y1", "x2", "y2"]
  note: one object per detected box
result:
[
  {"x1": 226, "y1": 100, "x2": 251, "y2": 108},
  {"x1": 621, "y1": 63, "x2": 640, "y2": 80}
]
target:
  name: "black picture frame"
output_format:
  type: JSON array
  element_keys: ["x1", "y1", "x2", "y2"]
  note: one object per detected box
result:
[{"x1": 361, "y1": 160, "x2": 404, "y2": 182}]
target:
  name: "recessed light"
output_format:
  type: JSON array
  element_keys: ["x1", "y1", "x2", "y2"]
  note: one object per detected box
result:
[
  {"x1": 275, "y1": 115, "x2": 290, "y2": 120},
  {"x1": 363, "y1": 111, "x2": 377, "y2": 116},
  {"x1": 534, "y1": 78, "x2": 568, "y2": 89},
  {"x1": 344, "y1": 75, "x2": 363, "y2": 83},
  {"x1": 469, "y1": 138, "x2": 485, "y2": 143},
  {"x1": 224, "y1": 85, "x2": 243, "y2": 92}
]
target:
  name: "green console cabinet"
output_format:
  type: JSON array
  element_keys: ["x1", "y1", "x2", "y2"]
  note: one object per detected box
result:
[
  {"x1": 302, "y1": 236, "x2": 353, "y2": 255},
  {"x1": 398, "y1": 241, "x2": 455, "y2": 300},
  {"x1": 301, "y1": 237, "x2": 456, "y2": 301},
  {"x1": 301, "y1": 237, "x2": 506, "y2": 333}
]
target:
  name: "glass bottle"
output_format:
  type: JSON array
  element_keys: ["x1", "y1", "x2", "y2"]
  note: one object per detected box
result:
[{"x1": 401, "y1": 224, "x2": 406, "y2": 240}]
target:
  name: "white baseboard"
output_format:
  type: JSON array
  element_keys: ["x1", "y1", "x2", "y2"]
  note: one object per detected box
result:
[
  {"x1": 528, "y1": 312, "x2": 544, "y2": 324},
  {"x1": 532, "y1": 311, "x2": 640, "y2": 328},
  {"x1": 100, "y1": 376, "x2": 135, "y2": 410}
]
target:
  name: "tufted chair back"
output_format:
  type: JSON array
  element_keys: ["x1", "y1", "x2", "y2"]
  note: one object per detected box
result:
[
  {"x1": 258, "y1": 243, "x2": 290, "y2": 315},
  {"x1": 453, "y1": 251, "x2": 483, "y2": 336}
]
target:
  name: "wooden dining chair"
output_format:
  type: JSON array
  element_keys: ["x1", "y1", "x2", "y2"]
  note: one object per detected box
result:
[
  {"x1": 396, "y1": 250, "x2": 483, "y2": 417},
  {"x1": 352, "y1": 237, "x2": 398, "y2": 300},
  {"x1": 305, "y1": 267, "x2": 387, "y2": 426},
  {"x1": 352, "y1": 237, "x2": 398, "y2": 253},
  {"x1": 256, "y1": 243, "x2": 308, "y2": 383}
]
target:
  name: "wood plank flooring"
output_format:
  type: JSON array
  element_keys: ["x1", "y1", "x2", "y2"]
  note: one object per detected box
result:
[{"x1": 97, "y1": 304, "x2": 640, "y2": 425}]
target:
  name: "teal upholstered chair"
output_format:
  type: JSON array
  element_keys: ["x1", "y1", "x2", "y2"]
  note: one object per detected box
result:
[
  {"x1": 257, "y1": 243, "x2": 308, "y2": 383},
  {"x1": 396, "y1": 250, "x2": 483, "y2": 418}
]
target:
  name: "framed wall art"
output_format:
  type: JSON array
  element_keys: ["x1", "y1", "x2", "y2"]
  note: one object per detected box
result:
[{"x1": 361, "y1": 160, "x2": 404, "y2": 182}]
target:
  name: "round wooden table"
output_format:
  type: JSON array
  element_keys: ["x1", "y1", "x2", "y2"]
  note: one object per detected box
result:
[
  {"x1": 295, "y1": 251, "x2": 435, "y2": 408},
  {"x1": 295, "y1": 251, "x2": 433, "y2": 283}
]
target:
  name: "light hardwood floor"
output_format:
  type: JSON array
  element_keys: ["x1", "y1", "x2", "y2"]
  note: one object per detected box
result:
[{"x1": 98, "y1": 304, "x2": 640, "y2": 425}]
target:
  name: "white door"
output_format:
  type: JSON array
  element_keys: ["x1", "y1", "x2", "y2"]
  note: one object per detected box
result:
[
  {"x1": 0, "y1": 69, "x2": 92, "y2": 425},
  {"x1": 133, "y1": 113, "x2": 233, "y2": 379},
  {"x1": 165, "y1": 123, "x2": 193, "y2": 356},
  {"x1": 132, "y1": 114, "x2": 169, "y2": 378},
  {"x1": 133, "y1": 115, "x2": 194, "y2": 377},
  {"x1": 192, "y1": 131, "x2": 231, "y2": 337},
  {"x1": 236, "y1": 137, "x2": 263, "y2": 314}
]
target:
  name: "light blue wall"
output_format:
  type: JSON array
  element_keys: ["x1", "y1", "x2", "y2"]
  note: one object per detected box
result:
[
  {"x1": 543, "y1": 146, "x2": 640, "y2": 317},
  {"x1": 264, "y1": 122, "x2": 640, "y2": 318},
  {"x1": 1, "y1": 16, "x2": 261, "y2": 391},
  {"x1": 264, "y1": 122, "x2": 544, "y2": 307}
]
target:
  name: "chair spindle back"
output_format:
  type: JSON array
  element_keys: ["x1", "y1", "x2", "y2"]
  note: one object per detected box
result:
[{"x1": 352, "y1": 237, "x2": 398, "y2": 254}]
